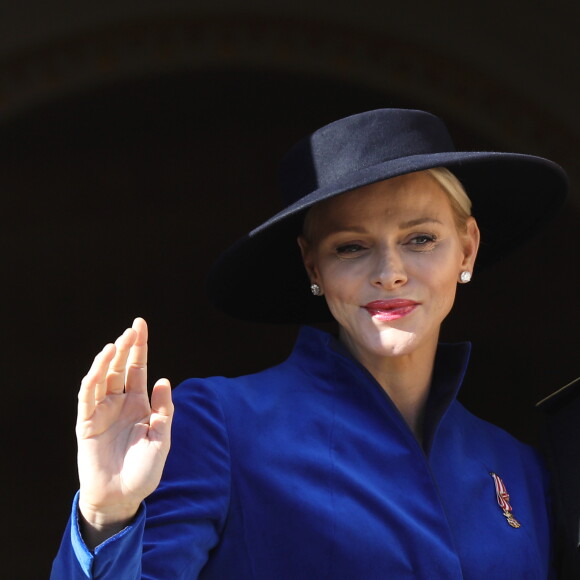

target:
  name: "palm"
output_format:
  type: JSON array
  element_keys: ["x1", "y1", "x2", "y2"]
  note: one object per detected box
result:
[{"x1": 76, "y1": 318, "x2": 173, "y2": 525}]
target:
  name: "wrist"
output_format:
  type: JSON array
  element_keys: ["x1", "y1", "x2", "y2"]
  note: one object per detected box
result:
[
  {"x1": 77, "y1": 498, "x2": 141, "y2": 551},
  {"x1": 78, "y1": 497, "x2": 140, "y2": 530}
]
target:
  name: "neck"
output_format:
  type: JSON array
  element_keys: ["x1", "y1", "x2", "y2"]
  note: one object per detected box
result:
[{"x1": 339, "y1": 332, "x2": 438, "y2": 442}]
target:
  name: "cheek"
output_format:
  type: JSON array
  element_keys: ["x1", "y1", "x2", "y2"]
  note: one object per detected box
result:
[
  {"x1": 438, "y1": 281, "x2": 458, "y2": 314},
  {"x1": 317, "y1": 262, "x2": 366, "y2": 320},
  {"x1": 423, "y1": 259, "x2": 460, "y2": 312},
  {"x1": 319, "y1": 261, "x2": 365, "y2": 298},
  {"x1": 412, "y1": 248, "x2": 459, "y2": 291}
]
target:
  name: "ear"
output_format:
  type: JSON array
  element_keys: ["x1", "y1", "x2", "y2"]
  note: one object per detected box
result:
[
  {"x1": 459, "y1": 217, "x2": 480, "y2": 272},
  {"x1": 297, "y1": 235, "x2": 320, "y2": 283}
]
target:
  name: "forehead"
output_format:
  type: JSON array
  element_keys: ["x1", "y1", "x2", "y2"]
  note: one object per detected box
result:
[{"x1": 315, "y1": 171, "x2": 454, "y2": 226}]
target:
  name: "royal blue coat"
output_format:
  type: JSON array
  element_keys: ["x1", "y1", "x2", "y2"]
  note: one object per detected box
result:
[{"x1": 52, "y1": 326, "x2": 553, "y2": 579}]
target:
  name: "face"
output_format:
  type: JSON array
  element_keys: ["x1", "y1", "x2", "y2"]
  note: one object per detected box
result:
[{"x1": 299, "y1": 171, "x2": 479, "y2": 365}]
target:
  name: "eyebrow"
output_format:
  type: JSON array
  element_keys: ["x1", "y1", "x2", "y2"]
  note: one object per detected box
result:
[
  {"x1": 399, "y1": 217, "x2": 443, "y2": 228},
  {"x1": 324, "y1": 217, "x2": 444, "y2": 236}
]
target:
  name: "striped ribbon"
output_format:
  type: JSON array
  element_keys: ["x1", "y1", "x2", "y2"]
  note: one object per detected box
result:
[{"x1": 490, "y1": 472, "x2": 521, "y2": 528}]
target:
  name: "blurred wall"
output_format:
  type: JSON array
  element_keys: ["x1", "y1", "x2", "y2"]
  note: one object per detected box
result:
[{"x1": 0, "y1": 2, "x2": 578, "y2": 577}]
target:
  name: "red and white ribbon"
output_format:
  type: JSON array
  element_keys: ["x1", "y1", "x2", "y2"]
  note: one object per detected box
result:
[{"x1": 490, "y1": 472, "x2": 521, "y2": 528}]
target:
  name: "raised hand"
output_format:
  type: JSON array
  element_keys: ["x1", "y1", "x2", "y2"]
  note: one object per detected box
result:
[{"x1": 76, "y1": 318, "x2": 173, "y2": 547}]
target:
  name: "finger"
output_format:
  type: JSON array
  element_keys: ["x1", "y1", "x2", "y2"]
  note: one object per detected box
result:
[
  {"x1": 77, "y1": 343, "x2": 116, "y2": 421},
  {"x1": 151, "y1": 379, "x2": 173, "y2": 417},
  {"x1": 125, "y1": 317, "x2": 148, "y2": 394},
  {"x1": 106, "y1": 327, "x2": 137, "y2": 395},
  {"x1": 149, "y1": 378, "x2": 173, "y2": 445}
]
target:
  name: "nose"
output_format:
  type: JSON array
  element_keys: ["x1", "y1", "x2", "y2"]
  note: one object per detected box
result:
[{"x1": 371, "y1": 246, "x2": 408, "y2": 289}]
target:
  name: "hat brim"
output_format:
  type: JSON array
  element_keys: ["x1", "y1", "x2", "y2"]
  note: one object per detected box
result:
[{"x1": 207, "y1": 151, "x2": 568, "y2": 324}]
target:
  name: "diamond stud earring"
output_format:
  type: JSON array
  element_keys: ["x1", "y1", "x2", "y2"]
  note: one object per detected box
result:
[
  {"x1": 310, "y1": 283, "x2": 322, "y2": 296},
  {"x1": 459, "y1": 271, "x2": 472, "y2": 283}
]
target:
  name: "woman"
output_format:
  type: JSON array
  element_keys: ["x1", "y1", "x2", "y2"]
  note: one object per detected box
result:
[{"x1": 52, "y1": 109, "x2": 568, "y2": 579}]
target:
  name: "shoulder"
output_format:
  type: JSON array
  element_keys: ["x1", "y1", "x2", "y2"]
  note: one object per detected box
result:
[
  {"x1": 174, "y1": 357, "x2": 299, "y2": 403},
  {"x1": 446, "y1": 401, "x2": 548, "y2": 480},
  {"x1": 168, "y1": 360, "x2": 314, "y2": 442},
  {"x1": 173, "y1": 326, "x2": 338, "y2": 409},
  {"x1": 449, "y1": 402, "x2": 529, "y2": 444}
]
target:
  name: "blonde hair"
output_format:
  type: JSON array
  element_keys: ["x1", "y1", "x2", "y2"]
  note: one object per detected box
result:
[
  {"x1": 302, "y1": 167, "x2": 472, "y2": 243},
  {"x1": 424, "y1": 167, "x2": 472, "y2": 231}
]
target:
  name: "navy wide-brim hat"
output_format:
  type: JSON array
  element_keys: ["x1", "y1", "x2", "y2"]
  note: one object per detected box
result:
[{"x1": 207, "y1": 108, "x2": 568, "y2": 324}]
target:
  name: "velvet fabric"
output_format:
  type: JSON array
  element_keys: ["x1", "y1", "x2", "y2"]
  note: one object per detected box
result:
[
  {"x1": 207, "y1": 109, "x2": 568, "y2": 323},
  {"x1": 52, "y1": 327, "x2": 553, "y2": 579}
]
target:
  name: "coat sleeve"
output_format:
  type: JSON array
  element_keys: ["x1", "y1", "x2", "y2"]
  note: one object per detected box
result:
[{"x1": 50, "y1": 378, "x2": 232, "y2": 579}]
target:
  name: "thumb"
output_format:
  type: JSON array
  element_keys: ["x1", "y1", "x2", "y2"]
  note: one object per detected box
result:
[{"x1": 150, "y1": 379, "x2": 173, "y2": 444}]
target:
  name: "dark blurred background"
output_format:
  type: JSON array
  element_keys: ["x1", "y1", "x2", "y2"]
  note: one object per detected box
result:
[{"x1": 0, "y1": 2, "x2": 578, "y2": 577}]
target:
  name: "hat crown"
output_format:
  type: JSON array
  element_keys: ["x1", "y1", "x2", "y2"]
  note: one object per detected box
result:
[{"x1": 278, "y1": 109, "x2": 455, "y2": 204}]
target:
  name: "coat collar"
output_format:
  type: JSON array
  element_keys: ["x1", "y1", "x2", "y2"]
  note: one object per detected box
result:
[{"x1": 290, "y1": 325, "x2": 472, "y2": 454}]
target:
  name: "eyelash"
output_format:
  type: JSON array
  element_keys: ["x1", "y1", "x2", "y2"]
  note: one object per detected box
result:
[
  {"x1": 335, "y1": 234, "x2": 438, "y2": 257},
  {"x1": 408, "y1": 234, "x2": 437, "y2": 248},
  {"x1": 336, "y1": 243, "x2": 366, "y2": 255}
]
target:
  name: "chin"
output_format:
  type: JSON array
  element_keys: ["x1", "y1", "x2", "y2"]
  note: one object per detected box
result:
[
  {"x1": 339, "y1": 317, "x2": 438, "y2": 361},
  {"x1": 352, "y1": 327, "x2": 421, "y2": 359},
  {"x1": 373, "y1": 332, "x2": 420, "y2": 358}
]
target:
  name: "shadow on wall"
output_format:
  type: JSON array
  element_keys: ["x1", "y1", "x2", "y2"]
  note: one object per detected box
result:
[{"x1": 0, "y1": 68, "x2": 577, "y2": 577}]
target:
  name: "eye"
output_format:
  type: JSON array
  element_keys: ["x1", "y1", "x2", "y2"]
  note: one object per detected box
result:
[
  {"x1": 407, "y1": 234, "x2": 437, "y2": 249},
  {"x1": 335, "y1": 243, "x2": 366, "y2": 257}
]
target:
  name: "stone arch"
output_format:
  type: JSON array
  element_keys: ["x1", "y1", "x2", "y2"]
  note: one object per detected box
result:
[
  {"x1": 0, "y1": 15, "x2": 577, "y2": 202},
  {"x1": 2, "y1": 17, "x2": 578, "y2": 577}
]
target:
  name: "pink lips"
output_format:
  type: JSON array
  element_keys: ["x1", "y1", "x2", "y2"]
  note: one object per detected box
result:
[{"x1": 363, "y1": 299, "x2": 419, "y2": 321}]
